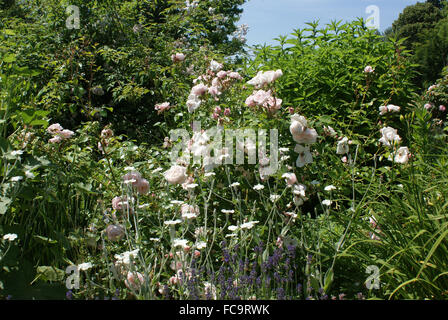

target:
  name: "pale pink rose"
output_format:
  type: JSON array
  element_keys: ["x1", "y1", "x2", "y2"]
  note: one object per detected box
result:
[
  {"x1": 212, "y1": 112, "x2": 219, "y2": 120},
  {"x1": 276, "y1": 237, "x2": 283, "y2": 248},
  {"x1": 228, "y1": 72, "x2": 242, "y2": 80},
  {"x1": 164, "y1": 165, "x2": 188, "y2": 185},
  {"x1": 191, "y1": 83, "x2": 208, "y2": 96},
  {"x1": 169, "y1": 276, "x2": 179, "y2": 285},
  {"x1": 245, "y1": 95, "x2": 257, "y2": 107},
  {"x1": 439, "y1": 105, "x2": 446, "y2": 112},
  {"x1": 101, "y1": 128, "x2": 113, "y2": 139},
  {"x1": 171, "y1": 53, "x2": 185, "y2": 62},
  {"x1": 60, "y1": 129, "x2": 74, "y2": 139},
  {"x1": 181, "y1": 176, "x2": 195, "y2": 190},
  {"x1": 364, "y1": 66, "x2": 374, "y2": 73},
  {"x1": 155, "y1": 102, "x2": 171, "y2": 114},
  {"x1": 49, "y1": 136, "x2": 62, "y2": 144},
  {"x1": 282, "y1": 173, "x2": 297, "y2": 186},
  {"x1": 125, "y1": 272, "x2": 145, "y2": 291},
  {"x1": 208, "y1": 86, "x2": 221, "y2": 97},
  {"x1": 211, "y1": 77, "x2": 220, "y2": 88},
  {"x1": 47, "y1": 123, "x2": 63, "y2": 135},
  {"x1": 214, "y1": 106, "x2": 222, "y2": 114},
  {"x1": 292, "y1": 128, "x2": 318, "y2": 145},
  {"x1": 265, "y1": 97, "x2": 282, "y2": 112},
  {"x1": 209, "y1": 60, "x2": 223, "y2": 72},
  {"x1": 252, "y1": 89, "x2": 272, "y2": 106},
  {"x1": 341, "y1": 156, "x2": 348, "y2": 163},
  {"x1": 424, "y1": 103, "x2": 432, "y2": 110},
  {"x1": 224, "y1": 108, "x2": 230, "y2": 116},
  {"x1": 187, "y1": 94, "x2": 201, "y2": 113},
  {"x1": 247, "y1": 70, "x2": 283, "y2": 88},
  {"x1": 217, "y1": 70, "x2": 227, "y2": 78},
  {"x1": 379, "y1": 105, "x2": 388, "y2": 115}
]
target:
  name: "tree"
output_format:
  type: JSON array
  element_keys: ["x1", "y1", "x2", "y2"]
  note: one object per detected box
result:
[
  {"x1": 392, "y1": 2, "x2": 443, "y2": 50},
  {"x1": 1, "y1": 0, "x2": 248, "y2": 140},
  {"x1": 414, "y1": 18, "x2": 448, "y2": 87},
  {"x1": 427, "y1": 0, "x2": 444, "y2": 9},
  {"x1": 390, "y1": 2, "x2": 447, "y2": 88}
]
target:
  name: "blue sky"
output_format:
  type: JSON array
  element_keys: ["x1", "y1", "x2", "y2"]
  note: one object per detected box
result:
[{"x1": 239, "y1": 0, "x2": 422, "y2": 46}]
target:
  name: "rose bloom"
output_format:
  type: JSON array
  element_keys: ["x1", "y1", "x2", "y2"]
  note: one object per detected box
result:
[
  {"x1": 217, "y1": 70, "x2": 227, "y2": 78},
  {"x1": 292, "y1": 128, "x2": 318, "y2": 145},
  {"x1": 294, "y1": 144, "x2": 313, "y2": 167},
  {"x1": 252, "y1": 89, "x2": 272, "y2": 106},
  {"x1": 171, "y1": 53, "x2": 185, "y2": 62},
  {"x1": 125, "y1": 271, "x2": 145, "y2": 291},
  {"x1": 440, "y1": 105, "x2": 446, "y2": 112},
  {"x1": 60, "y1": 129, "x2": 75, "y2": 139},
  {"x1": 208, "y1": 86, "x2": 221, "y2": 97},
  {"x1": 379, "y1": 105, "x2": 388, "y2": 115},
  {"x1": 282, "y1": 173, "x2": 297, "y2": 186},
  {"x1": 101, "y1": 128, "x2": 113, "y2": 139},
  {"x1": 49, "y1": 136, "x2": 62, "y2": 144},
  {"x1": 247, "y1": 70, "x2": 283, "y2": 88},
  {"x1": 364, "y1": 66, "x2": 374, "y2": 73},
  {"x1": 155, "y1": 102, "x2": 171, "y2": 114},
  {"x1": 379, "y1": 127, "x2": 401, "y2": 146},
  {"x1": 265, "y1": 96, "x2": 282, "y2": 113},
  {"x1": 394, "y1": 146, "x2": 410, "y2": 164},
  {"x1": 47, "y1": 123, "x2": 63, "y2": 135},
  {"x1": 290, "y1": 115, "x2": 308, "y2": 135},
  {"x1": 187, "y1": 94, "x2": 202, "y2": 113},
  {"x1": 228, "y1": 72, "x2": 242, "y2": 80},
  {"x1": 209, "y1": 60, "x2": 223, "y2": 72},
  {"x1": 336, "y1": 137, "x2": 349, "y2": 155},
  {"x1": 164, "y1": 165, "x2": 188, "y2": 185},
  {"x1": 191, "y1": 83, "x2": 208, "y2": 96}
]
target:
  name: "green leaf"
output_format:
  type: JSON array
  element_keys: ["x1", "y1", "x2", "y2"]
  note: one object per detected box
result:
[
  {"x1": 33, "y1": 235, "x2": 58, "y2": 244},
  {"x1": 324, "y1": 269, "x2": 334, "y2": 292},
  {"x1": 3, "y1": 54, "x2": 16, "y2": 63},
  {"x1": 35, "y1": 266, "x2": 65, "y2": 282}
]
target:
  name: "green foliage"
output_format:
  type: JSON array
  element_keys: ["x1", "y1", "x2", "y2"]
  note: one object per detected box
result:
[
  {"x1": 392, "y1": 2, "x2": 443, "y2": 50},
  {"x1": 1, "y1": 0, "x2": 248, "y2": 142},
  {"x1": 414, "y1": 18, "x2": 448, "y2": 87},
  {"x1": 390, "y1": 1, "x2": 447, "y2": 88}
]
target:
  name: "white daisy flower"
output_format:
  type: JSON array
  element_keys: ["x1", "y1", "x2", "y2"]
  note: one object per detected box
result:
[
  {"x1": 3, "y1": 233, "x2": 18, "y2": 241},
  {"x1": 78, "y1": 262, "x2": 93, "y2": 271},
  {"x1": 173, "y1": 239, "x2": 189, "y2": 248},
  {"x1": 164, "y1": 220, "x2": 183, "y2": 226},
  {"x1": 240, "y1": 221, "x2": 259, "y2": 230}
]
